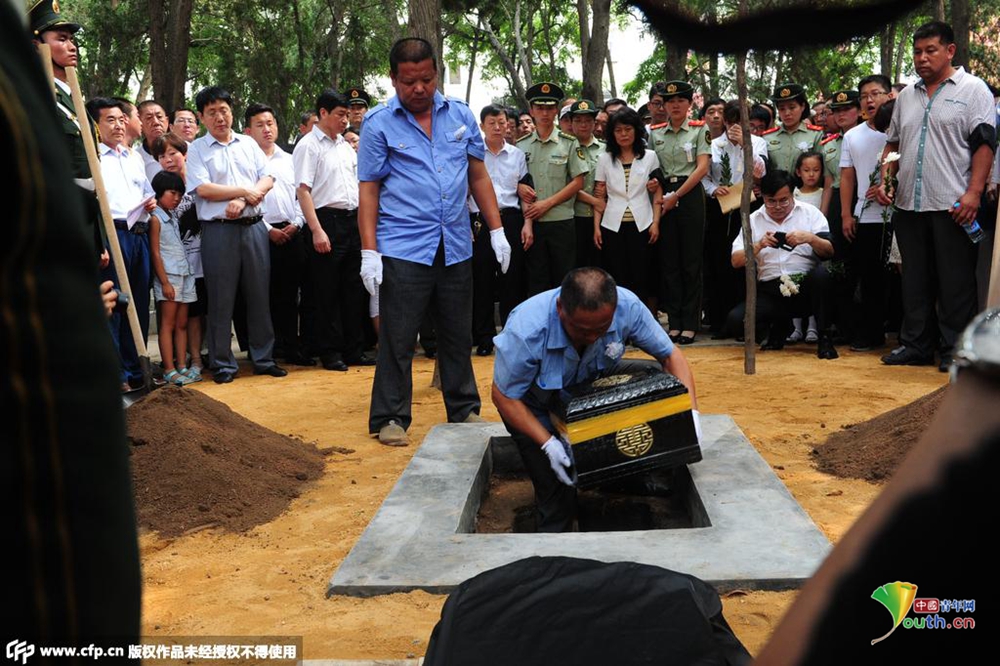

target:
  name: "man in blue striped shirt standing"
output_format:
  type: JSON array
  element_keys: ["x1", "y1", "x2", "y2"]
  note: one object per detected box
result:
[{"x1": 358, "y1": 38, "x2": 511, "y2": 446}]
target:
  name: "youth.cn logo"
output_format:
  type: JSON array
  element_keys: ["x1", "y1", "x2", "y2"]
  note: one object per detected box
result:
[{"x1": 5, "y1": 640, "x2": 35, "y2": 665}]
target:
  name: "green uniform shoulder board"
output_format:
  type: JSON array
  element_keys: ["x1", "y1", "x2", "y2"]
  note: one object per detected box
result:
[
  {"x1": 761, "y1": 127, "x2": 780, "y2": 136},
  {"x1": 806, "y1": 124, "x2": 824, "y2": 132},
  {"x1": 688, "y1": 119, "x2": 706, "y2": 127},
  {"x1": 820, "y1": 133, "x2": 841, "y2": 146},
  {"x1": 649, "y1": 122, "x2": 668, "y2": 130},
  {"x1": 559, "y1": 130, "x2": 576, "y2": 140}
]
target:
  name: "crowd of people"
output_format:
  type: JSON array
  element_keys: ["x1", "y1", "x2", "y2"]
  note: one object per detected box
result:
[{"x1": 32, "y1": 0, "x2": 999, "y2": 417}]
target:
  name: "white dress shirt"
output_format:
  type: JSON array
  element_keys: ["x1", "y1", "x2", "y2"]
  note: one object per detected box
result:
[
  {"x1": 186, "y1": 132, "x2": 270, "y2": 220},
  {"x1": 292, "y1": 125, "x2": 358, "y2": 210},
  {"x1": 137, "y1": 142, "x2": 163, "y2": 182},
  {"x1": 732, "y1": 201, "x2": 830, "y2": 282},
  {"x1": 98, "y1": 142, "x2": 153, "y2": 220},
  {"x1": 703, "y1": 133, "x2": 767, "y2": 196},
  {"x1": 262, "y1": 147, "x2": 305, "y2": 228},
  {"x1": 594, "y1": 150, "x2": 661, "y2": 232},
  {"x1": 469, "y1": 139, "x2": 527, "y2": 213}
]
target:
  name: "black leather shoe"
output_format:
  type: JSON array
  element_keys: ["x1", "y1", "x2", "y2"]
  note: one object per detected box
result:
[
  {"x1": 817, "y1": 338, "x2": 839, "y2": 359},
  {"x1": 760, "y1": 339, "x2": 784, "y2": 351},
  {"x1": 476, "y1": 342, "x2": 494, "y2": 356},
  {"x1": 321, "y1": 356, "x2": 348, "y2": 371},
  {"x1": 345, "y1": 353, "x2": 376, "y2": 366},
  {"x1": 254, "y1": 365, "x2": 288, "y2": 377},
  {"x1": 213, "y1": 371, "x2": 235, "y2": 384},
  {"x1": 284, "y1": 353, "x2": 317, "y2": 366},
  {"x1": 881, "y1": 346, "x2": 934, "y2": 366}
]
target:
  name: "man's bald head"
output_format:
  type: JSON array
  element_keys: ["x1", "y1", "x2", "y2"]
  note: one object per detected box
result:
[{"x1": 559, "y1": 267, "x2": 618, "y2": 315}]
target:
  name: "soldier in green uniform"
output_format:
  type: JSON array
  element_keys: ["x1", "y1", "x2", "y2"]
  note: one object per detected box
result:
[
  {"x1": 517, "y1": 82, "x2": 589, "y2": 295},
  {"x1": 29, "y1": 0, "x2": 108, "y2": 269},
  {"x1": 648, "y1": 80, "x2": 710, "y2": 344},
  {"x1": 762, "y1": 82, "x2": 824, "y2": 175},
  {"x1": 345, "y1": 86, "x2": 371, "y2": 130},
  {"x1": 823, "y1": 88, "x2": 861, "y2": 256},
  {"x1": 7, "y1": 0, "x2": 141, "y2": 650},
  {"x1": 568, "y1": 99, "x2": 604, "y2": 269}
]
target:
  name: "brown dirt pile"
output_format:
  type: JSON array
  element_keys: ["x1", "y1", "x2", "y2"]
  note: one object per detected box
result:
[
  {"x1": 127, "y1": 386, "x2": 325, "y2": 537},
  {"x1": 812, "y1": 385, "x2": 947, "y2": 482}
]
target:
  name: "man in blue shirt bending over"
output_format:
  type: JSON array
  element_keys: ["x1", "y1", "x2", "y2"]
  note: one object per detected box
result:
[
  {"x1": 358, "y1": 38, "x2": 511, "y2": 445},
  {"x1": 492, "y1": 267, "x2": 701, "y2": 532}
]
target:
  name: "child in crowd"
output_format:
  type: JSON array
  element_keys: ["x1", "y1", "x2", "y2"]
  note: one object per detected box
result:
[
  {"x1": 787, "y1": 151, "x2": 824, "y2": 343},
  {"x1": 149, "y1": 171, "x2": 200, "y2": 385}
]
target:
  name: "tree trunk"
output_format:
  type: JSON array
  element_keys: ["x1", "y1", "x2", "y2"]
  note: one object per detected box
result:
[
  {"x1": 934, "y1": 0, "x2": 945, "y2": 21},
  {"x1": 408, "y1": 0, "x2": 443, "y2": 82},
  {"x1": 952, "y1": 0, "x2": 970, "y2": 68},
  {"x1": 879, "y1": 23, "x2": 896, "y2": 77},
  {"x1": 483, "y1": 17, "x2": 528, "y2": 108},
  {"x1": 466, "y1": 18, "x2": 482, "y2": 103},
  {"x1": 737, "y1": 3, "x2": 756, "y2": 375},
  {"x1": 606, "y1": 50, "x2": 617, "y2": 98},
  {"x1": 582, "y1": 0, "x2": 611, "y2": 104},
  {"x1": 577, "y1": 0, "x2": 590, "y2": 76},
  {"x1": 148, "y1": 0, "x2": 193, "y2": 110}
]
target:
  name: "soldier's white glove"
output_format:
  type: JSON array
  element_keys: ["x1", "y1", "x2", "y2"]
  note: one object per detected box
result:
[
  {"x1": 542, "y1": 435, "x2": 575, "y2": 487},
  {"x1": 490, "y1": 227, "x2": 512, "y2": 274},
  {"x1": 360, "y1": 249, "x2": 382, "y2": 296},
  {"x1": 692, "y1": 409, "x2": 703, "y2": 445}
]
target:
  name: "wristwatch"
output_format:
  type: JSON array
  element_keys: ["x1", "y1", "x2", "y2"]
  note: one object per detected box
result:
[{"x1": 953, "y1": 308, "x2": 1000, "y2": 381}]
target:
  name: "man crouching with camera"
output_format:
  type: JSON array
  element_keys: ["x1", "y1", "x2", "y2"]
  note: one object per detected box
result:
[{"x1": 725, "y1": 170, "x2": 839, "y2": 359}]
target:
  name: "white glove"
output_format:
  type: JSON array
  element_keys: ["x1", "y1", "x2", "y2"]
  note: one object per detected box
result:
[
  {"x1": 490, "y1": 227, "x2": 512, "y2": 274},
  {"x1": 360, "y1": 249, "x2": 382, "y2": 296},
  {"x1": 692, "y1": 409, "x2": 703, "y2": 445},
  {"x1": 541, "y1": 436, "x2": 575, "y2": 487}
]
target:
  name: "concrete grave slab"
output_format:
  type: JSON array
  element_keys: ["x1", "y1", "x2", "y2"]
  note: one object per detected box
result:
[{"x1": 328, "y1": 415, "x2": 830, "y2": 597}]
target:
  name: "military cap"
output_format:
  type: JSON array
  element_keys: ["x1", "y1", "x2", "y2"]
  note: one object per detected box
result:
[
  {"x1": 828, "y1": 89, "x2": 861, "y2": 109},
  {"x1": 659, "y1": 80, "x2": 694, "y2": 101},
  {"x1": 771, "y1": 82, "x2": 807, "y2": 103},
  {"x1": 29, "y1": 0, "x2": 81, "y2": 36},
  {"x1": 569, "y1": 99, "x2": 598, "y2": 116},
  {"x1": 526, "y1": 82, "x2": 564, "y2": 106},
  {"x1": 345, "y1": 87, "x2": 371, "y2": 107},
  {"x1": 637, "y1": 103, "x2": 651, "y2": 121}
]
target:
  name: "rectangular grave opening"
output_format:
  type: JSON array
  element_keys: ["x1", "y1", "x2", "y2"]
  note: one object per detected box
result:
[{"x1": 474, "y1": 437, "x2": 711, "y2": 533}]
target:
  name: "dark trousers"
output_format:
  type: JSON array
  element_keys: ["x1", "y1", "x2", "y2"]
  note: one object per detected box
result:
[
  {"x1": 506, "y1": 421, "x2": 577, "y2": 532},
  {"x1": 269, "y1": 224, "x2": 307, "y2": 358},
  {"x1": 725, "y1": 264, "x2": 834, "y2": 341},
  {"x1": 201, "y1": 220, "x2": 275, "y2": 373},
  {"x1": 659, "y1": 181, "x2": 706, "y2": 331},
  {"x1": 848, "y1": 223, "x2": 890, "y2": 345},
  {"x1": 369, "y1": 242, "x2": 480, "y2": 433},
  {"x1": 308, "y1": 208, "x2": 363, "y2": 362},
  {"x1": 101, "y1": 228, "x2": 150, "y2": 384},
  {"x1": 574, "y1": 214, "x2": 599, "y2": 269},
  {"x1": 894, "y1": 209, "x2": 978, "y2": 356},
  {"x1": 602, "y1": 221, "x2": 653, "y2": 303},
  {"x1": 703, "y1": 201, "x2": 742, "y2": 333},
  {"x1": 471, "y1": 214, "x2": 498, "y2": 345},
  {"x1": 527, "y1": 218, "x2": 575, "y2": 296}
]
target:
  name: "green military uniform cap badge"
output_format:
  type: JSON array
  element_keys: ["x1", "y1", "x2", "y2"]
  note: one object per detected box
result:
[
  {"x1": 569, "y1": 99, "x2": 598, "y2": 116},
  {"x1": 771, "y1": 82, "x2": 806, "y2": 103},
  {"x1": 527, "y1": 81, "x2": 564, "y2": 106},
  {"x1": 29, "y1": 0, "x2": 82, "y2": 36},
  {"x1": 345, "y1": 87, "x2": 371, "y2": 107},
  {"x1": 828, "y1": 89, "x2": 860, "y2": 109}
]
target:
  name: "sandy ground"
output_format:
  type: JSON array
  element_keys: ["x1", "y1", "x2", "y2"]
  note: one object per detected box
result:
[{"x1": 138, "y1": 343, "x2": 946, "y2": 659}]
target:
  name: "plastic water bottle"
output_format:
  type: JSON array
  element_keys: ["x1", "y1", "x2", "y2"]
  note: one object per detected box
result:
[{"x1": 954, "y1": 203, "x2": 986, "y2": 243}]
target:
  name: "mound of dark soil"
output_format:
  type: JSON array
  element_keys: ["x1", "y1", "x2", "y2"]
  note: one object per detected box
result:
[
  {"x1": 813, "y1": 386, "x2": 947, "y2": 482},
  {"x1": 126, "y1": 387, "x2": 324, "y2": 537}
]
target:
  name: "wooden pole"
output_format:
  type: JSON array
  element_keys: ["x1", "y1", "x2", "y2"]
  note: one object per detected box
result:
[
  {"x1": 65, "y1": 67, "x2": 151, "y2": 370},
  {"x1": 37, "y1": 44, "x2": 55, "y2": 95},
  {"x1": 736, "y1": 51, "x2": 757, "y2": 375}
]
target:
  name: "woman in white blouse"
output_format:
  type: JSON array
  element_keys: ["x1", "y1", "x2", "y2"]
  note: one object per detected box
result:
[{"x1": 593, "y1": 108, "x2": 663, "y2": 308}]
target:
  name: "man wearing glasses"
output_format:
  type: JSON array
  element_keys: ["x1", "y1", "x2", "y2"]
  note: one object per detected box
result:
[{"x1": 727, "y1": 170, "x2": 839, "y2": 359}]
